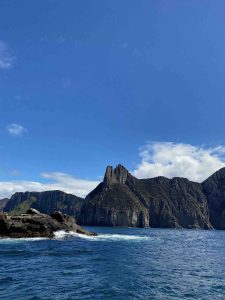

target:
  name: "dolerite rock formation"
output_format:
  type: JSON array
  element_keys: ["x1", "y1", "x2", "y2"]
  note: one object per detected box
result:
[
  {"x1": 202, "y1": 168, "x2": 225, "y2": 229},
  {"x1": 78, "y1": 165, "x2": 149, "y2": 227},
  {"x1": 78, "y1": 164, "x2": 212, "y2": 229},
  {"x1": 0, "y1": 208, "x2": 96, "y2": 238},
  {"x1": 131, "y1": 176, "x2": 211, "y2": 229},
  {"x1": 4, "y1": 190, "x2": 83, "y2": 217}
]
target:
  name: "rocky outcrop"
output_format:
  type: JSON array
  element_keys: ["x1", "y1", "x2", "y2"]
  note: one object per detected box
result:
[
  {"x1": 0, "y1": 209, "x2": 96, "y2": 238},
  {"x1": 78, "y1": 164, "x2": 212, "y2": 229},
  {"x1": 4, "y1": 190, "x2": 83, "y2": 217}
]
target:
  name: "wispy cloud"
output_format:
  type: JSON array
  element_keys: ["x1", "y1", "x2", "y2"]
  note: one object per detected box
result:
[
  {"x1": 6, "y1": 124, "x2": 27, "y2": 137},
  {"x1": 0, "y1": 41, "x2": 14, "y2": 69},
  {"x1": 132, "y1": 142, "x2": 225, "y2": 182},
  {"x1": 0, "y1": 172, "x2": 99, "y2": 199}
]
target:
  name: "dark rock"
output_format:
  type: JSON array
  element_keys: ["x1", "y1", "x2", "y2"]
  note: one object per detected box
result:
[
  {"x1": 133, "y1": 176, "x2": 212, "y2": 229},
  {"x1": 0, "y1": 198, "x2": 9, "y2": 211},
  {"x1": 202, "y1": 167, "x2": 225, "y2": 229},
  {"x1": 4, "y1": 190, "x2": 83, "y2": 217},
  {"x1": 0, "y1": 211, "x2": 96, "y2": 238},
  {"x1": 79, "y1": 165, "x2": 149, "y2": 227},
  {"x1": 78, "y1": 165, "x2": 212, "y2": 229},
  {"x1": 5, "y1": 165, "x2": 225, "y2": 230}
]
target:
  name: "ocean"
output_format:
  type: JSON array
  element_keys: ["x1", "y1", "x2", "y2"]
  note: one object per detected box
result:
[{"x1": 0, "y1": 227, "x2": 225, "y2": 299}]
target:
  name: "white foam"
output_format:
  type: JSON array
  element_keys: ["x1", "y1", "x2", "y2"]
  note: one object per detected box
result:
[
  {"x1": 53, "y1": 230, "x2": 150, "y2": 241},
  {"x1": 0, "y1": 237, "x2": 48, "y2": 243},
  {"x1": 53, "y1": 230, "x2": 74, "y2": 239}
]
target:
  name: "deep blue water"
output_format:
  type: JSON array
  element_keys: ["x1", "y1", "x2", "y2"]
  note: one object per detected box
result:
[{"x1": 0, "y1": 227, "x2": 225, "y2": 299}]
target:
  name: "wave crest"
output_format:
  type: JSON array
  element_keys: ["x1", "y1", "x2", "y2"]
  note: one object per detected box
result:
[{"x1": 54, "y1": 230, "x2": 150, "y2": 241}]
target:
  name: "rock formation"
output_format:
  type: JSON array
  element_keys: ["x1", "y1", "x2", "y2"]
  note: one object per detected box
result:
[
  {"x1": 78, "y1": 165, "x2": 211, "y2": 229},
  {"x1": 4, "y1": 190, "x2": 83, "y2": 217},
  {"x1": 3, "y1": 164, "x2": 225, "y2": 229},
  {"x1": 0, "y1": 208, "x2": 96, "y2": 238},
  {"x1": 78, "y1": 165, "x2": 149, "y2": 227},
  {"x1": 202, "y1": 168, "x2": 225, "y2": 229}
]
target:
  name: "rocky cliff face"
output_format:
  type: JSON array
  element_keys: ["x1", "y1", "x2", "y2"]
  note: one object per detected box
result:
[
  {"x1": 78, "y1": 165, "x2": 212, "y2": 229},
  {"x1": 202, "y1": 168, "x2": 225, "y2": 229},
  {"x1": 78, "y1": 165, "x2": 149, "y2": 227},
  {"x1": 4, "y1": 165, "x2": 225, "y2": 229},
  {"x1": 132, "y1": 176, "x2": 211, "y2": 229},
  {"x1": 4, "y1": 190, "x2": 83, "y2": 217}
]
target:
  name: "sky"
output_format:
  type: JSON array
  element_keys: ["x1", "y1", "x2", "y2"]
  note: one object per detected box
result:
[{"x1": 1, "y1": 0, "x2": 225, "y2": 198}]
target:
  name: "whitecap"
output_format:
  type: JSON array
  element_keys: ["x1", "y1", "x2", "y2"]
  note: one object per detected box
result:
[
  {"x1": 53, "y1": 230, "x2": 150, "y2": 242},
  {"x1": 0, "y1": 237, "x2": 48, "y2": 243}
]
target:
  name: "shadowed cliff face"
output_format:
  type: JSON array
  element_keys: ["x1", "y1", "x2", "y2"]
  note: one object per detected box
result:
[
  {"x1": 132, "y1": 176, "x2": 211, "y2": 229},
  {"x1": 78, "y1": 165, "x2": 212, "y2": 229},
  {"x1": 78, "y1": 165, "x2": 149, "y2": 227},
  {"x1": 202, "y1": 168, "x2": 225, "y2": 229},
  {"x1": 3, "y1": 190, "x2": 83, "y2": 217}
]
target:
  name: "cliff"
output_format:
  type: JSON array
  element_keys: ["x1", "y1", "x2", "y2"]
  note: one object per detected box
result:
[
  {"x1": 78, "y1": 165, "x2": 211, "y2": 229},
  {"x1": 78, "y1": 165, "x2": 149, "y2": 227},
  {"x1": 202, "y1": 167, "x2": 225, "y2": 229},
  {"x1": 3, "y1": 165, "x2": 225, "y2": 229},
  {"x1": 4, "y1": 190, "x2": 83, "y2": 217}
]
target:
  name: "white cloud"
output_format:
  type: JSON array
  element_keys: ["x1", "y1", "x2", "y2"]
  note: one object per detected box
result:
[
  {"x1": 0, "y1": 41, "x2": 14, "y2": 69},
  {"x1": 6, "y1": 123, "x2": 27, "y2": 137},
  {"x1": 132, "y1": 142, "x2": 225, "y2": 182},
  {"x1": 1, "y1": 141, "x2": 225, "y2": 199},
  {"x1": 0, "y1": 172, "x2": 99, "y2": 199}
]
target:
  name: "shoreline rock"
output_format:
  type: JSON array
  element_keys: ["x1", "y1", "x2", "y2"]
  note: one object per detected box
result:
[{"x1": 0, "y1": 209, "x2": 96, "y2": 238}]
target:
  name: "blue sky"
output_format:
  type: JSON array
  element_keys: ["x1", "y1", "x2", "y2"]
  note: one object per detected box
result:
[{"x1": 1, "y1": 1, "x2": 225, "y2": 197}]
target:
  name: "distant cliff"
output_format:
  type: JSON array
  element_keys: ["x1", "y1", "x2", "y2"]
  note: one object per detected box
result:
[
  {"x1": 3, "y1": 190, "x2": 83, "y2": 217},
  {"x1": 3, "y1": 165, "x2": 225, "y2": 229}
]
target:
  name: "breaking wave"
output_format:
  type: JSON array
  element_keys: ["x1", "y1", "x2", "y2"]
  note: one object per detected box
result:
[
  {"x1": 54, "y1": 230, "x2": 150, "y2": 241},
  {"x1": 0, "y1": 231, "x2": 150, "y2": 243}
]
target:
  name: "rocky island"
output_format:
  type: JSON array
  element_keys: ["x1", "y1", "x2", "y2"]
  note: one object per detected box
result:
[{"x1": 0, "y1": 208, "x2": 96, "y2": 238}]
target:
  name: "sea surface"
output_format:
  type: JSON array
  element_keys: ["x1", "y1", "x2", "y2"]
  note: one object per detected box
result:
[{"x1": 0, "y1": 227, "x2": 225, "y2": 300}]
